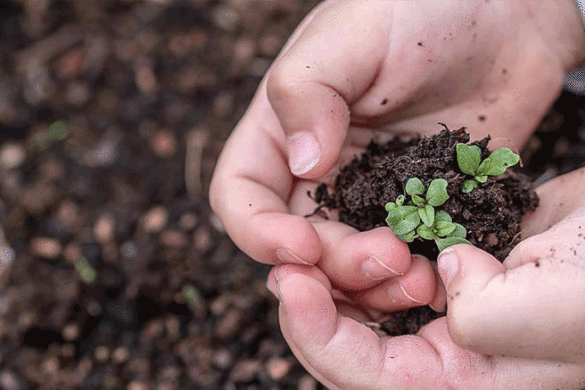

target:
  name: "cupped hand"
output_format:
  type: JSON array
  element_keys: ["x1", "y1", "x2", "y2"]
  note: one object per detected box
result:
[
  {"x1": 438, "y1": 167, "x2": 585, "y2": 363},
  {"x1": 266, "y1": 262, "x2": 585, "y2": 390},
  {"x1": 210, "y1": 0, "x2": 584, "y2": 298}
]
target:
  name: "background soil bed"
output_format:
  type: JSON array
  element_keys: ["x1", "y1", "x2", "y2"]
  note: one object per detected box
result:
[{"x1": 0, "y1": 1, "x2": 584, "y2": 389}]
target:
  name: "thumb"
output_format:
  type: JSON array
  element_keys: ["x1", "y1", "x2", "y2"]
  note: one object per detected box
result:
[
  {"x1": 438, "y1": 243, "x2": 585, "y2": 363},
  {"x1": 265, "y1": 2, "x2": 392, "y2": 178}
]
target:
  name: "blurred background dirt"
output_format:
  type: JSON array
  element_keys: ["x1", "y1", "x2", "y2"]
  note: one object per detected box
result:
[{"x1": 1, "y1": 1, "x2": 585, "y2": 389}]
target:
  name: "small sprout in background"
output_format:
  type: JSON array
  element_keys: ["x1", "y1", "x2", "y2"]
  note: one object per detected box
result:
[
  {"x1": 75, "y1": 256, "x2": 97, "y2": 285},
  {"x1": 385, "y1": 178, "x2": 468, "y2": 250},
  {"x1": 35, "y1": 120, "x2": 69, "y2": 152},
  {"x1": 182, "y1": 283, "x2": 206, "y2": 317},
  {"x1": 49, "y1": 120, "x2": 69, "y2": 140},
  {"x1": 456, "y1": 143, "x2": 520, "y2": 193}
]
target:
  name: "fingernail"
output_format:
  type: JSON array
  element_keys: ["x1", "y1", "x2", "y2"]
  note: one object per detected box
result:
[
  {"x1": 276, "y1": 248, "x2": 310, "y2": 265},
  {"x1": 287, "y1": 132, "x2": 321, "y2": 175},
  {"x1": 437, "y1": 248, "x2": 460, "y2": 287},
  {"x1": 362, "y1": 256, "x2": 401, "y2": 280},
  {"x1": 429, "y1": 301, "x2": 446, "y2": 313},
  {"x1": 266, "y1": 275, "x2": 279, "y2": 298},
  {"x1": 399, "y1": 285, "x2": 424, "y2": 305}
]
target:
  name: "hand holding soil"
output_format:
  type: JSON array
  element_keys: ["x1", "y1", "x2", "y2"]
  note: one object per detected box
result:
[{"x1": 210, "y1": 0, "x2": 585, "y2": 388}]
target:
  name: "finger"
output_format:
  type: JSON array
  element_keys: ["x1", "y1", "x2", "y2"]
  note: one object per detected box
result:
[
  {"x1": 210, "y1": 109, "x2": 322, "y2": 265},
  {"x1": 274, "y1": 265, "x2": 585, "y2": 389},
  {"x1": 352, "y1": 254, "x2": 437, "y2": 312},
  {"x1": 312, "y1": 222, "x2": 413, "y2": 290},
  {"x1": 275, "y1": 267, "x2": 443, "y2": 389},
  {"x1": 522, "y1": 167, "x2": 585, "y2": 238},
  {"x1": 266, "y1": 2, "x2": 391, "y2": 178},
  {"x1": 438, "y1": 240, "x2": 585, "y2": 363},
  {"x1": 429, "y1": 261, "x2": 447, "y2": 313}
]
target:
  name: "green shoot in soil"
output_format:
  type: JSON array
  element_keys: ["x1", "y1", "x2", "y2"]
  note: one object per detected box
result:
[
  {"x1": 385, "y1": 178, "x2": 470, "y2": 251},
  {"x1": 456, "y1": 143, "x2": 520, "y2": 193}
]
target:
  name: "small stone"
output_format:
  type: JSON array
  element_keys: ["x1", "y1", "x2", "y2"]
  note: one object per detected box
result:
[
  {"x1": 179, "y1": 213, "x2": 197, "y2": 231},
  {"x1": 112, "y1": 347, "x2": 130, "y2": 364},
  {"x1": 39, "y1": 158, "x2": 65, "y2": 180},
  {"x1": 215, "y1": 309, "x2": 242, "y2": 339},
  {"x1": 212, "y1": 349, "x2": 233, "y2": 370},
  {"x1": 93, "y1": 214, "x2": 115, "y2": 243},
  {"x1": 94, "y1": 346, "x2": 110, "y2": 362},
  {"x1": 297, "y1": 374, "x2": 318, "y2": 390},
  {"x1": 0, "y1": 370, "x2": 22, "y2": 390},
  {"x1": 65, "y1": 81, "x2": 91, "y2": 107},
  {"x1": 160, "y1": 230, "x2": 188, "y2": 248},
  {"x1": 62, "y1": 323, "x2": 79, "y2": 341},
  {"x1": 56, "y1": 49, "x2": 84, "y2": 78},
  {"x1": 63, "y1": 243, "x2": 82, "y2": 264},
  {"x1": 265, "y1": 357, "x2": 291, "y2": 380},
  {"x1": 30, "y1": 236, "x2": 62, "y2": 259},
  {"x1": 0, "y1": 143, "x2": 26, "y2": 170},
  {"x1": 134, "y1": 58, "x2": 158, "y2": 94},
  {"x1": 259, "y1": 33, "x2": 283, "y2": 57},
  {"x1": 209, "y1": 214, "x2": 225, "y2": 233},
  {"x1": 193, "y1": 226, "x2": 212, "y2": 252},
  {"x1": 229, "y1": 359, "x2": 262, "y2": 382},
  {"x1": 164, "y1": 315, "x2": 180, "y2": 340},
  {"x1": 42, "y1": 357, "x2": 59, "y2": 373},
  {"x1": 142, "y1": 206, "x2": 168, "y2": 233},
  {"x1": 212, "y1": 5, "x2": 240, "y2": 31},
  {"x1": 120, "y1": 241, "x2": 138, "y2": 258},
  {"x1": 150, "y1": 129, "x2": 177, "y2": 158},
  {"x1": 127, "y1": 381, "x2": 149, "y2": 390}
]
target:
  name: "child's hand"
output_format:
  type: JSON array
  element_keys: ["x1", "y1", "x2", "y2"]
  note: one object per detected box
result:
[
  {"x1": 439, "y1": 168, "x2": 585, "y2": 363},
  {"x1": 266, "y1": 263, "x2": 585, "y2": 390},
  {"x1": 210, "y1": 0, "x2": 584, "y2": 291}
]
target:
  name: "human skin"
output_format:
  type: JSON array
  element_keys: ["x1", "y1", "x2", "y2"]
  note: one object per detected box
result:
[
  {"x1": 210, "y1": 0, "x2": 585, "y2": 388},
  {"x1": 266, "y1": 171, "x2": 585, "y2": 389}
]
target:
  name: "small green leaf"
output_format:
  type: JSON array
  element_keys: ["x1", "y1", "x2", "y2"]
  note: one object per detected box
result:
[
  {"x1": 386, "y1": 205, "x2": 417, "y2": 225},
  {"x1": 385, "y1": 202, "x2": 397, "y2": 211},
  {"x1": 397, "y1": 230, "x2": 417, "y2": 242},
  {"x1": 75, "y1": 256, "x2": 97, "y2": 285},
  {"x1": 477, "y1": 158, "x2": 507, "y2": 177},
  {"x1": 435, "y1": 220, "x2": 456, "y2": 237},
  {"x1": 435, "y1": 237, "x2": 471, "y2": 252},
  {"x1": 489, "y1": 148, "x2": 520, "y2": 167},
  {"x1": 475, "y1": 175, "x2": 488, "y2": 183},
  {"x1": 449, "y1": 223, "x2": 467, "y2": 238},
  {"x1": 419, "y1": 204, "x2": 435, "y2": 227},
  {"x1": 392, "y1": 218, "x2": 418, "y2": 236},
  {"x1": 435, "y1": 210, "x2": 452, "y2": 223},
  {"x1": 417, "y1": 224, "x2": 436, "y2": 240},
  {"x1": 426, "y1": 179, "x2": 449, "y2": 206},
  {"x1": 411, "y1": 194, "x2": 426, "y2": 206},
  {"x1": 456, "y1": 143, "x2": 482, "y2": 175},
  {"x1": 405, "y1": 178, "x2": 425, "y2": 196},
  {"x1": 462, "y1": 179, "x2": 478, "y2": 193},
  {"x1": 396, "y1": 195, "x2": 405, "y2": 206}
]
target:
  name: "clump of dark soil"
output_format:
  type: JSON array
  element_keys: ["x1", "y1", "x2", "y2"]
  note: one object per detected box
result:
[{"x1": 314, "y1": 126, "x2": 539, "y2": 335}]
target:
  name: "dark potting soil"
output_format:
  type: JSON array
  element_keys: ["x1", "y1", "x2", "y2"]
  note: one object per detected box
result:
[{"x1": 313, "y1": 126, "x2": 540, "y2": 335}]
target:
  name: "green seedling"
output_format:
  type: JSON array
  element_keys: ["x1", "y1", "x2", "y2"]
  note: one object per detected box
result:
[
  {"x1": 456, "y1": 143, "x2": 520, "y2": 193},
  {"x1": 417, "y1": 210, "x2": 470, "y2": 251},
  {"x1": 385, "y1": 178, "x2": 468, "y2": 250},
  {"x1": 75, "y1": 256, "x2": 97, "y2": 285}
]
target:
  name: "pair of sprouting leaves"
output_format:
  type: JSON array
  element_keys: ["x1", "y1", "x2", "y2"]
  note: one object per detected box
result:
[
  {"x1": 456, "y1": 144, "x2": 520, "y2": 193},
  {"x1": 385, "y1": 178, "x2": 470, "y2": 251}
]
